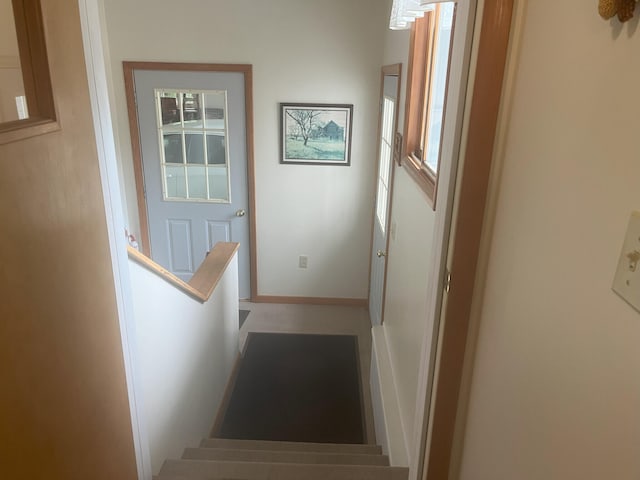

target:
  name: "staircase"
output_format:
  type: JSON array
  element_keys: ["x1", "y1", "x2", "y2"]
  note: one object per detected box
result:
[{"x1": 154, "y1": 438, "x2": 408, "y2": 479}]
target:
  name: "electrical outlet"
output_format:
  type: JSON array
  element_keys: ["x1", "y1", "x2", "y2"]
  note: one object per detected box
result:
[
  {"x1": 298, "y1": 255, "x2": 308, "y2": 269},
  {"x1": 612, "y1": 211, "x2": 640, "y2": 312}
]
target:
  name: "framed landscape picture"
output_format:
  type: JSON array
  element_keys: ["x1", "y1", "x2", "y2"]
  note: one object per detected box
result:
[{"x1": 280, "y1": 103, "x2": 353, "y2": 166}]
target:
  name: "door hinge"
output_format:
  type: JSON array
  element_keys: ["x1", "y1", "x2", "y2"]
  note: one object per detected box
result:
[{"x1": 444, "y1": 268, "x2": 452, "y2": 293}]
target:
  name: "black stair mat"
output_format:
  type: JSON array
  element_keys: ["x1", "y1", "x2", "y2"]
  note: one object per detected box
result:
[{"x1": 218, "y1": 332, "x2": 364, "y2": 444}]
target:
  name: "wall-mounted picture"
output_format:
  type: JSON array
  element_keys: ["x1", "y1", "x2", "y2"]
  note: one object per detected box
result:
[{"x1": 280, "y1": 103, "x2": 353, "y2": 166}]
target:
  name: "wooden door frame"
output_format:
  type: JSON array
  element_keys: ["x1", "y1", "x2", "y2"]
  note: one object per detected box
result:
[
  {"x1": 416, "y1": 0, "x2": 515, "y2": 479},
  {"x1": 366, "y1": 63, "x2": 402, "y2": 325},
  {"x1": 123, "y1": 61, "x2": 258, "y2": 301}
]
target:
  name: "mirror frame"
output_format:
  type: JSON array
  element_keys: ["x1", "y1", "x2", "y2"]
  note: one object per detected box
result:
[{"x1": 0, "y1": 0, "x2": 57, "y2": 144}]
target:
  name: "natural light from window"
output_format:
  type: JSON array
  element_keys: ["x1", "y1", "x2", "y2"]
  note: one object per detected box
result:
[{"x1": 422, "y1": 3, "x2": 454, "y2": 174}]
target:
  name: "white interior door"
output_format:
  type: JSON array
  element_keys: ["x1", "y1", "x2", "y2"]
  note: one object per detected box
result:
[
  {"x1": 134, "y1": 69, "x2": 251, "y2": 298},
  {"x1": 369, "y1": 73, "x2": 399, "y2": 326}
]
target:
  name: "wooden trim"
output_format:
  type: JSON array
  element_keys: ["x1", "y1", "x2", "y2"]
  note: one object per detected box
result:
[
  {"x1": 423, "y1": 1, "x2": 515, "y2": 478},
  {"x1": 14, "y1": 0, "x2": 55, "y2": 119},
  {"x1": 420, "y1": 8, "x2": 439, "y2": 156},
  {"x1": 404, "y1": 15, "x2": 431, "y2": 161},
  {"x1": 122, "y1": 62, "x2": 253, "y2": 74},
  {"x1": 122, "y1": 63, "x2": 150, "y2": 256},
  {"x1": 402, "y1": 14, "x2": 438, "y2": 207},
  {"x1": 190, "y1": 242, "x2": 240, "y2": 299},
  {"x1": 0, "y1": 0, "x2": 57, "y2": 144},
  {"x1": 244, "y1": 67, "x2": 259, "y2": 302},
  {"x1": 0, "y1": 118, "x2": 59, "y2": 144},
  {"x1": 253, "y1": 296, "x2": 368, "y2": 308},
  {"x1": 122, "y1": 62, "x2": 258, "y2": 299},
  {"x1": 127, "y1": 242, "x2": 239, "y2": 303}
]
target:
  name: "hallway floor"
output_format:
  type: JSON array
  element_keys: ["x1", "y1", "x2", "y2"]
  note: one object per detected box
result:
[{"x1": 238, "y1": 302, "x2": 376, "y2": 444}]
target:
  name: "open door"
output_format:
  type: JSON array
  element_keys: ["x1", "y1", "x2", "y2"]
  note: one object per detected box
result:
[{"x1": 369, "y1": 64, "x2": 402, "y2": 325}]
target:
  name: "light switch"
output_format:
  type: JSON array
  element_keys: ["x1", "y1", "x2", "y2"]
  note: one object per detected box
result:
[{"x1": 612, "y1": 211, "x2": 640, "y2": 312}]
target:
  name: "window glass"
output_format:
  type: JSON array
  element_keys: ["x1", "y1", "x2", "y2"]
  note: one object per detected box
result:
[
  {"x1": 206, "y1": 133, "x2": 226, "y2": 165},
  {"x1": 187, "y1": 165, "x2": 207, "y2": 199},
  {"x1": 163, "y1": 133, "x2": 183, "y2": 163},
  {"x1": 208, "y1": 167, "x2": 229, "y2": 201},
  {"x1": 423, "y1": 3, "x2": 454, "y2": 173},
  {"x1": 376, "y1": 97, "x2": 395, "y2": 232},
  {"x1": 182, "y1": 93, "x2": 202, "y2": 128},
  {"x1": 185, "y1": 133, "x2": 205, "y2": 164},
  {"x1": 165, "y1": 165, "x2": 186, "y2": 198},
  {"x1": 160, "y1": 92, "x2": 181, "y2": 126},
  {"x1": 155, "y1": 89, "x2": 230, "y2": 202}
]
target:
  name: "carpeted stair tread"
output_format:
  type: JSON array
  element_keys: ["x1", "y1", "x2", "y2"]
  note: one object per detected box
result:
[
  {"x1": 158, "y1": 459, "x2": 408, "y2": 480},
  {"x1": 200, "y1": 438, "x2": 382, "y2": 455},
  {"x1": 182, "y1": 447, "x2": 389, "y2": 466}
]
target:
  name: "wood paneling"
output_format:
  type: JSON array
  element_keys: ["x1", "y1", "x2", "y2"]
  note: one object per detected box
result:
[
  {"x1": 0, "y1": 0, "x2": 138, "y2": 478},
  {"x1": 0, "y1": 0, "x2": 58, "y2": 144}
]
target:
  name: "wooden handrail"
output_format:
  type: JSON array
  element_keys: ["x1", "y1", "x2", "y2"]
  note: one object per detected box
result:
[{"x1": 127, "y1": 242, "x2": 240, "y2": 303}]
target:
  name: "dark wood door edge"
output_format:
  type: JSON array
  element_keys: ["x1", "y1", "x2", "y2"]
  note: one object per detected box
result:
[{"x1": 422, "y1": 1, "x2": 515, "y2": 479}]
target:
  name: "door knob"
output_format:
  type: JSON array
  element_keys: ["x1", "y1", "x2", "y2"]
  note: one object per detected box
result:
[
  {"x1": 377, "y1": 250, "x2": 386, "y2": 258},
  {"x1": 236, "y1": 209, "x2": 246, "y2": 217}
]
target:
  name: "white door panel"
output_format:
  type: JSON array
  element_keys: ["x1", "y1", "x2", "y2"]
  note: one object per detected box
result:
[
  {"x1": 369, "y1": 74, "x2": 398, "y2": 325},
  {"x1": 134, "y1": 69, "x2": 250, "y2": 297}
]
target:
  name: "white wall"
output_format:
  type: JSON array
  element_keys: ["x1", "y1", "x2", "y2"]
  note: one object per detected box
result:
[
  {"x1": 129, "y1": 256, "x2": 239, "y2": 474},
  {"x1": 102, "y1": 0, "x2": 388, "y2": 299},
  {"x1": 368, "y1": 9, "x2": 439, "y2": 465},
  {"x1": 459, "y1": 1, "x2": 640, "y2": 479},
  {"x1": 383, "y1": 167, "x2": 436, "y2": 446}
]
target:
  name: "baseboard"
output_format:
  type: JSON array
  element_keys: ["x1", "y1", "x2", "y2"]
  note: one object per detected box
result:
[
  {"x1": 253, "y1": 295, "x2": 368, "y2": 307},
  {"x1": 371, "y1": 326, "x2": 409, "y2": 466}
]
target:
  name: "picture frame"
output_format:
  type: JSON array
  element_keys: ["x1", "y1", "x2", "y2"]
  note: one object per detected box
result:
[{"x1": 280, "y1": 103, "x2": 353, "y2": 166}]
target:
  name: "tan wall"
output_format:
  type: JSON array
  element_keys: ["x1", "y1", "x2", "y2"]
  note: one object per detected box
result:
[
  {"x1": 0, "y1": 0, "x2": 20, "y2": 54},
  {"x1": 0, "y1": 0, "x2": 137, "y2": 478},
  {"x1": 459, "y1": 1, "x2": 640, "y2": 479}
]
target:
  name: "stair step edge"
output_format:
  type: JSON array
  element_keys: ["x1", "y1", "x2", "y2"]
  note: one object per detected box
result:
[
  {"x1": 160, "y1": 459, "x2": 408, "y2": 480},
  {"x1": 201, "y1": 438, "x2": 382, "y2": 454},
  {"x1": 182, "y1": 447, "x2": 390, "y2": 466}
]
